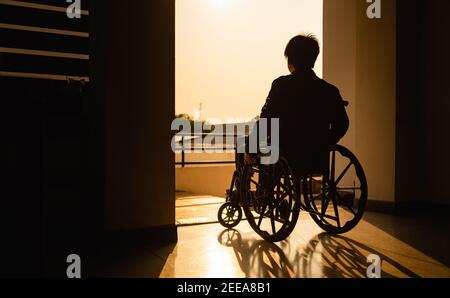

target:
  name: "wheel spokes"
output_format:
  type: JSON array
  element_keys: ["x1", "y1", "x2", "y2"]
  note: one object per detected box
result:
[
  {"x1": 250, "y1": 179, "x2": 261, "y2": 188},
  {"x1": 330, "y1": 193, "x2": 341, "y2": 228},
  {"x1": 330, "y1": 150, "x2": 336, "y2": 182},
  {"x1": 242, "y1": 158, "x2": 300, "y2": 240},
  {"x1": 257, "y1": 202, "x2": 267, "y2": 228},
  {"x1": 321, "y1": 188, "x2": 331, "y2": 218},
  {"x1": 302, "y1": 146, "x2": 367, "y2": 233},
  {"x1": 336, "y1": 191, "x2": 357, "y2": 216},
  {"x1": 269, "y1": 204, "x2": 276, "y2": 234},
  {"x1": 335, "y1": 162, "x2": 353, "y2": 186},
  {"x1": 337, "y1": 187, "x2": 361, "y2": 191}
]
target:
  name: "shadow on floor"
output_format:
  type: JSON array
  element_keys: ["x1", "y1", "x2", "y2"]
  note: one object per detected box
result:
[
  {"x1": 363, "y1": 212, "x2": 450, "y2": 268},
  {"x1": 43, "y1": 226, "x2": 177, "y2": 277},
  {"x1": 82, "y1": 241, "x2": 177, "y2": 278},
  {"x1": 217, "y1": 229, "x2": 420, "y2": 278}
]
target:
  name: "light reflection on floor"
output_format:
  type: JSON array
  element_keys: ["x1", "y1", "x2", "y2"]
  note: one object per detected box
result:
[
  {"x1": 175, "y1": 191, "x2": 225, "y2": 225},
  {"x1": 160, "y1": 212, "x2": 450, "y2": 278}
]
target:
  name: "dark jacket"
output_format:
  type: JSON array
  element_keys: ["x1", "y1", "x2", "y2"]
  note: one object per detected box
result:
[{"x1": 260, "y1": 69, "x2": 349, "y2": 176}]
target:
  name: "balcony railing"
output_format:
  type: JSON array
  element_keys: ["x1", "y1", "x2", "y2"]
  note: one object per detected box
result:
[{"x1": 175, "y1": 132, "x2": 244, "y2": 168}]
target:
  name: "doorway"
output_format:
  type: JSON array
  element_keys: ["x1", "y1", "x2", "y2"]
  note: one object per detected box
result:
[{"x1": 175, "y1": 0, "x2": 323, "y2": 225}]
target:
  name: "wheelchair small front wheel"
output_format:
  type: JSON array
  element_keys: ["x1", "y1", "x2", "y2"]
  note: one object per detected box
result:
[{"x1": 218, "y1": 202, "x2": 242, "y2": 229}]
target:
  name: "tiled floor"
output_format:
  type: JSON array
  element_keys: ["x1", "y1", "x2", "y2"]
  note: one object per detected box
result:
[
  {"x1": 159, "y1": 212, "x2": 450, "y2": 278},
  {"x1": 84, "y1": 196, "x2": 450, "y2": 278}
]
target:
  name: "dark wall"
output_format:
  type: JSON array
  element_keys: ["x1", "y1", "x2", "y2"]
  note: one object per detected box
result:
[
  {"x1": 396, "y1": 0, "x2": 421, "y2": 204},
  {"x1": 3, "y1": 0, "x2": 93, "y2": 277},
  {"x1": 418, "y1": 1, "x2": 450, "y2": 205},
  {"x1": 396, "y1": 0, "x2": 450, "y2": 206},
  {"x1": 90, "y1": 0, "x2": 175, "y2": 231},
  {"x1": 4, "y1": 0, "x2": 175, "y2": 277}
]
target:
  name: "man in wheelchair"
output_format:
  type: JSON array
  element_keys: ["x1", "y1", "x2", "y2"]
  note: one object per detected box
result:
[
  {"x1": 220, "y1": 35, "x2": 367, "y2": 239},
  {"x1": 248, "y1": 34, "x2": 349, "y2": 178}
]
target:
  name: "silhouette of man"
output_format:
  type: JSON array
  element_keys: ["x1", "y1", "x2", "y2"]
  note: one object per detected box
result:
[{"x1": 259, "y1": 34, "x2": 349, "y2": 177}]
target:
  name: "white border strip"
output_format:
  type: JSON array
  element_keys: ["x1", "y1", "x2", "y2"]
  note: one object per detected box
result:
[
  {"x1": 0, "y1": 23, "x2": 89, "y2": 37},
  {"x1": 1, "y1": 47, "x2": 89, "y2": 59},
  {"x1": 1, "y1": 71, "x2": 90, "y2": 82},
  {"x1": 0, "y1": 0, "x2": 89, "y2": 15}
]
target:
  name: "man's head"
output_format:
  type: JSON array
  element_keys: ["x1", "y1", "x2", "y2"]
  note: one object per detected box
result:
[{"x1": 284, "y1": 34, "x2": 320, "y2": 72}]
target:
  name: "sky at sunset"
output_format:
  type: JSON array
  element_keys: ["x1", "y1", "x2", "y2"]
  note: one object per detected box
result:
[{"x1": 176, "y1": 0, "x2": 323, "y2": 123}]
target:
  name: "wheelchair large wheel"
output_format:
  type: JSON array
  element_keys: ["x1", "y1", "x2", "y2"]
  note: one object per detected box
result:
[
  {"x1": 303, "y1": 145, "x2": 367, "y2": 234},
  {"x1": 241, "y1": 157, "x2": 301, "y2": 242}
]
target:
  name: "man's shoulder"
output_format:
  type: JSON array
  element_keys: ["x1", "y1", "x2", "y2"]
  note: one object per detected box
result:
[
  {"x1": 271, "y1": 75, "x2": 290, "y2": 85},
  {"x1": 316, "y1": 78, "x2": 340, "y2": 94},
  {"x1": 272, "y1": 74, "x2": 341, "y2": 95}
]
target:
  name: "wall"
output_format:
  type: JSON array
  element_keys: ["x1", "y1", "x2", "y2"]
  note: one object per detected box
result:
[
  {"x1": 355, "y1": 0, "x2": 397, "y2": 203},
  {"x1": 395, "y1": 0, "x2": 421, "y2": 203},
  {"x1": 4, "y1": 0, "x2": 176, "y2": 276},
  {"x1": 323, "y1": 0, "x2": 357, "y2": 154},
  {"x1": 417, "y1": 1, "x2": 450, "y2": 205},
  {"x1": 90, "y1": 0, "x2": 176, "y2": 231},
  {"x1": 176, "y1": 166, "x2": 234, "y2": 197},
  {"x1": 397, "y1": 0, "x2": 450, "y2": 206},
  {"x1": 2, "y1": 0, "x2": 91, "y2": 276},
  {"x1": 324, "y1": 0, "x2": 397, "y2": 203},
  {"x1": 325, "y1": 0, "x2": 450, "y2": 207}
]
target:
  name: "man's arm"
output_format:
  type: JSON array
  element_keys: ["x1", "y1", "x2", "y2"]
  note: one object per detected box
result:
[
  {"x1": 329, "y1": 88, "x2": 349, "y2": 144},
  {"x1": 260, "y1": 78, "x2": 282, "y2": 119}
]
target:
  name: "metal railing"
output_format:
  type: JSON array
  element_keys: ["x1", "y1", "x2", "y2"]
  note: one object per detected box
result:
[{"x1": 175, "y1": 132, "x2": 245, "y2": 167}]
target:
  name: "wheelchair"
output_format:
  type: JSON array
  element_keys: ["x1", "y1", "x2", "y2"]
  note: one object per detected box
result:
[{"x1": 218, "y1": 106, "x2": 368, "y2": 243}]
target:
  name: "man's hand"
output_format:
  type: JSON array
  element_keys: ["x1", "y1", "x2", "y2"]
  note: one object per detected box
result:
[{"x1": 244, "y1": 153, "x2": 258, "y2": 165}]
